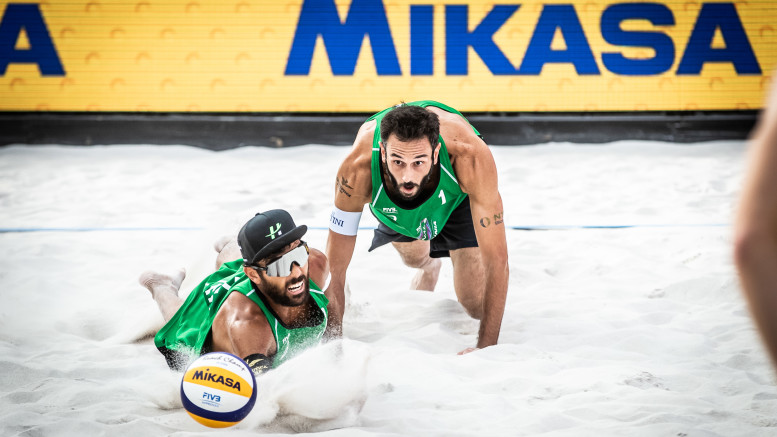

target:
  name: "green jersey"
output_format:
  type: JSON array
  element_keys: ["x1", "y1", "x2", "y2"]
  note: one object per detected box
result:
[
  {"x1": 154, "y1": 259, "x2": 328, "y2": 370},
  {"x1": 367, "y1": 100, "x2": 479, "y2": 240}
]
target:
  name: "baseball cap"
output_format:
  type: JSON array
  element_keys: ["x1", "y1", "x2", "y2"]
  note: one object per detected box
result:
[{"x1": 237, "y1": 209, "x2": 308, "y2": 266}]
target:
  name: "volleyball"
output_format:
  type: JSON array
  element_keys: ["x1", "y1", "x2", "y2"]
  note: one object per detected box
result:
[{"x1": 180, "y1": 352, "x2": 257, "y2": 428}]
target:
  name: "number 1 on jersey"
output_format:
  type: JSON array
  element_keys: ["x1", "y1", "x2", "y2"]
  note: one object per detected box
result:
[{"x1": 438, "y1": 190, "x2": 447, "y2": 205}]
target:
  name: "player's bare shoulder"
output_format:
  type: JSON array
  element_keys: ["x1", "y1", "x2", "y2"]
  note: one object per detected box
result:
[
  {"x1": 221, "y1": 291, "x2": 269, "y2": 326},
  {"x1": 335, "y1": 119, "x2": 375, "y2": 207},
  {"x1": 212, "y1": 291, "x2": 276, "y2": 355},
  {"x1": 426, "y1": 106, "x2": 486, "y2": 158},
  {"x1": 351, "y1": 118, "x2": 377, "y2": 161},
  {"x1": 427, "y1": 105, "x2": 495, "y2": 195}
]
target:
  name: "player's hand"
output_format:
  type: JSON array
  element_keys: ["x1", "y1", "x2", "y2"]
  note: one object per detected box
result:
[{"x1": 457, "y1": 347, "x2": 480, "y2": 355}]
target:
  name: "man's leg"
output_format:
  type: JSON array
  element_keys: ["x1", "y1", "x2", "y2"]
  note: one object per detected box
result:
[
  {"x1": 450, "y1": 247, "x2": 485, "y2": 319},
  {"x1": 391, "y1": 240, "x2": 441, "y2": 291},
  {"x1": 139, "y1": 269, "x2": 186, "y2": 322}
]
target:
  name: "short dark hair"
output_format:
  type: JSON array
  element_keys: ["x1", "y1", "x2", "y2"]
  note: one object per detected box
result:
[{"x1": 380, "y1": 104, "x2": 440, "y2": 149}]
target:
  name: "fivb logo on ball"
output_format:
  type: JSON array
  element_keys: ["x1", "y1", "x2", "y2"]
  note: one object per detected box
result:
[{"x1": 181, "y1": 352, "x2": 257, "y2": 428}]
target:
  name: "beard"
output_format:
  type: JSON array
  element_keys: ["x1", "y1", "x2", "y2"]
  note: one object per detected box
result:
[
  {"x1": 263, "y1": 273, "x2": 309, "y2": 307},
  {"x1": 381, "y1": 154, "x2": 440, "y2": 209},
  {"x1": 386, "y1": 168, "x2": 434, "y2": 201}
]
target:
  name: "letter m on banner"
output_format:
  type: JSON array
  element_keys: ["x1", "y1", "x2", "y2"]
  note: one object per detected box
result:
[
  {"x1": 285, "y1": 0, "x2": 401, "y2": 75},
  {"x1": 0, "y1": 3, "x2": 65, "y2": 76}
]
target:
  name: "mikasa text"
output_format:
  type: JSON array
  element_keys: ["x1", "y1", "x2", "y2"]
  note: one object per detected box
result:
[{"x1": 192, "y1": 370, "x2": 242, "y2": 391}]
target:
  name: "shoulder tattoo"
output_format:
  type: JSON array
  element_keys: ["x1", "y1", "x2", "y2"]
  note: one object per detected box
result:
[
  {"x1": 336, "y1": 176, "x2": 354, "y2": 198},
  {"x1": 479, "y1": 211, "x2": 504, "y2": 228}
]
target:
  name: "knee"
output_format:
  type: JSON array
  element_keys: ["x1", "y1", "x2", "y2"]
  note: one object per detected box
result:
[
  {"x1": 404, "y1": 253, "x2": 438, "y2": 269},
  {"x1": 393, "y1": 245, "x2": 436, "y2": 269},
  {"x1": 399, "y1": 253, "x2": 423, "y2": 268}
]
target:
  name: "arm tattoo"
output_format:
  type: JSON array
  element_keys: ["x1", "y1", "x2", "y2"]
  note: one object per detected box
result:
[
  {"x1": 336, "y1": 177, "x2": 353, "y2": 198},
  {"x1": 480, "y1": 211, "x2": 504, "y2": 228}
]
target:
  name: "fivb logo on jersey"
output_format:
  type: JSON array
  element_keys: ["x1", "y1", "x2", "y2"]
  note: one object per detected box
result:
[{"x1": 382, "y1": 207, "x2": 398, "y2": 222}]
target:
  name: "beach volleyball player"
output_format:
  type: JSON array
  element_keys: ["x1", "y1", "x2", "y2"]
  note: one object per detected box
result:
[
  {"x1": 326, "y1": 101, "x2": 509, "y2": 354},
  {"x1": 140, "y1": 209, "x2": 341, "y2": 374}
]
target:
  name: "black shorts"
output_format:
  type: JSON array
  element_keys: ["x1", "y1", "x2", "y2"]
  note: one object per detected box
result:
[{"x1": 368, "y1": 196, "x2": 478, "y2": 258}]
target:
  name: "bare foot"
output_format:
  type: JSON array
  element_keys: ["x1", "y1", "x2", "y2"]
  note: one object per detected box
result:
[
  {"x1": 410, "y1": 258, "x2": 441, "y2": 291},
  {"x1": 139, "y1": 269, "x2": 186, "y2": 322},
  {"x1": 215, "y1": 238, "x2": 242, "y2": 269},
  {"x1": 213, "y1": 235, "x2": 233, "y2": 253},
  {"x1": 139, "y1": 269, "x2": 186, "y2": 295}
]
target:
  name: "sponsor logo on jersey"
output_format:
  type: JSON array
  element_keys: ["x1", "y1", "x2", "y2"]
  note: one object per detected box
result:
[{"x1": 417, "y1": 218, "x2": 434, "y2": 240}]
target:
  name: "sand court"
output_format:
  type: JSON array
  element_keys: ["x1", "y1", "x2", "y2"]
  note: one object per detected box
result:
[{"x1": 0, "y1": 141, "x2": 775, "y2": 436}]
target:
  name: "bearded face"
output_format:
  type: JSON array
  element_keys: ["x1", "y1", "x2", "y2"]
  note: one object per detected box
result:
[
  {"x1": 247, "y1": 240, "x2": 310, "y2": 307},
  {"x1": 381, "y1": 134, "x2": 440, "y2": 202},
  {"x1": 260, "y1": 271, "x2": 310, "y2": 307}
]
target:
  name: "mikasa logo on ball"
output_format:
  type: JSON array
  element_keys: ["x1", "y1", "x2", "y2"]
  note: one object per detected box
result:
[{"x1": 191, "y1": 369, "x2": 243, "y2": 391}]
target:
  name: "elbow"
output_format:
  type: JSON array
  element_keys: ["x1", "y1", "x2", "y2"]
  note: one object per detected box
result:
[
  {"x1": 484, "y1": 250, "x2": 509, "y2": 279},
  {"x1": 734, "y1": 225, "x2": 771, "y2": 271}
]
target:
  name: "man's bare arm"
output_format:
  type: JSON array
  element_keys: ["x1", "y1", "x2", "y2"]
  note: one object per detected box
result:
[
  {"x1": 452, "y1": 123, "x2": 509, "y2": 351},
  {"x1": 324, "y1": 123, "x2": 374, "y2": 336},
  {"x1": 211, "y1": 292, "x2": 277, "y2": 373},
  {"x1": 325, "y1": 230, "x2": 356, "y2": 337},
  {"x1": 734, "y1": 80, "x2": 777, "y2": 370}
]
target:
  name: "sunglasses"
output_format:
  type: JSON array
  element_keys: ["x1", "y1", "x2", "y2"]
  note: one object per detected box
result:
[{"x1": 252, "y1": 241, "x2": 309, "y2": 277}]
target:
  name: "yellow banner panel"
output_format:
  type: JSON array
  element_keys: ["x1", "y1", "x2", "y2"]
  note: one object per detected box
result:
[{"x1": 0, "y1": 0, "x2": 775, "y2": 112}]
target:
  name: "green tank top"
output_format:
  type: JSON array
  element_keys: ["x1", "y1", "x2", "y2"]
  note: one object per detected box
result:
[
  {"x1": 154, "y1": 259, "x2": 328, "y2": 369},
  {"x1": 367, "y1": 100, "x2": 479, "y2": 239}
]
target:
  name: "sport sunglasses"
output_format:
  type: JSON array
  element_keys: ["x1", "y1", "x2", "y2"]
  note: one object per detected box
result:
[{"x1": 252, "y1": 241, "x2": 309, "y2": 277}]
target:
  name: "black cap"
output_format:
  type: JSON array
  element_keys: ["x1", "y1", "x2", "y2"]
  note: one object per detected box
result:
[{"x1": 237, "y1": 209, "x2": 307, "y2": 266}]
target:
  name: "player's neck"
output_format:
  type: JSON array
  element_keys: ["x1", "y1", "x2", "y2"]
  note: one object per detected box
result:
[
  {"x1": 277, "y1": 297, "x2": 319, "y2": 329},
  {"x1": 257, "y1": 287, "x2": 318, "y2": 329}
]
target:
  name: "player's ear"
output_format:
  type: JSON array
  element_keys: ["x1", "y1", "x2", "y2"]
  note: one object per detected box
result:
[
  {"x1": 380, "y1": 142, "x2": 387, "y2": 163},
  {"x1": 433, "y1": 143, "x2": 441, "y2": 165},
  {"x1": 244, "y1": 266, "x2": 262, "y2": 284}
]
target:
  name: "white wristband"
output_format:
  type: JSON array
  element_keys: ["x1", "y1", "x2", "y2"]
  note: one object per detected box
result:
[{"x1": 329, "y1": 207, "x2": 362, "y2": 236}]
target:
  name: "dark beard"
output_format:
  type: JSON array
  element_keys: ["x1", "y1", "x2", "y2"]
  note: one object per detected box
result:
[
  {"x1": 262, "y1": 274, "x2": 309, "y2": 307},
  {"x1": 380, "y1": 155, "x2": 441, "y2": 210}
]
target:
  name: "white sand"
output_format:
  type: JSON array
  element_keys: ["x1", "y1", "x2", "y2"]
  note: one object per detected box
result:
[{"x1": 1, "y1": 141, "x2": 775, "y2": 436}]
